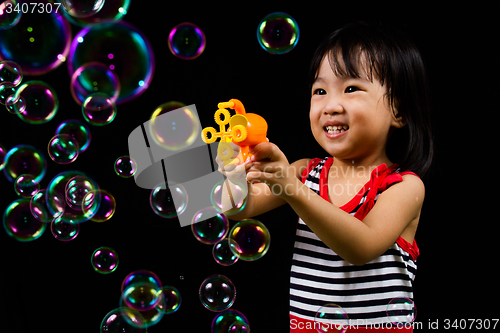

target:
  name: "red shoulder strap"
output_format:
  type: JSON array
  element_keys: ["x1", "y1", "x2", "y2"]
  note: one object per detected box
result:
[{"x1": 300, "y1": 158, "x2": 323, "y2": 183}]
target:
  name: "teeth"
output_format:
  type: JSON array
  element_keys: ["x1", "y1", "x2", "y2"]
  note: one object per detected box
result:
[{"x1": 325, "y1": 125, "x2": 349, "y2": 134}]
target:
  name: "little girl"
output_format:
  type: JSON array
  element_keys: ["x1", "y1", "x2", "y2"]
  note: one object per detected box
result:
[{"x1": 219, "y1": 21, "x2": 433, "y2": 332}]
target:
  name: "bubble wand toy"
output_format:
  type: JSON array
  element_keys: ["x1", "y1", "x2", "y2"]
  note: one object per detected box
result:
[{"x1": 201, "y1": 99, "x2": 268, "y2": 165}]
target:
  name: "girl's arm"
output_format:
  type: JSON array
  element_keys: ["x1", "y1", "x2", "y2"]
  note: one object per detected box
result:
[
  {"x1": 247, "y1": 142, "x2": 425, "y2": 265},
  {"x1": 220, "y1": 156, "x2": 311, "y2": 221}
]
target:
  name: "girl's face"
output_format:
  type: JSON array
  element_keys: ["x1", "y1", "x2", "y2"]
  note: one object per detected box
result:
[{"x1": 310, "y1": 55, "x2": 404, "y2": 162}]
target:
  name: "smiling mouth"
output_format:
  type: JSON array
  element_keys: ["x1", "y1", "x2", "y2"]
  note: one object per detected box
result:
[{"x1": 324, "y1": 125, "x2": 349, "y2": 134}]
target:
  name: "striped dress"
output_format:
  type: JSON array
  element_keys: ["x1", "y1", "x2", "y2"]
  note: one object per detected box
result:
[{"x1": 289, "y1": 157, "x2": 419, "y2": 330}]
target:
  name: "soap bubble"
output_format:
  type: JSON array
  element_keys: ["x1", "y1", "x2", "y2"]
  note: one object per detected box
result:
[
  {"x1": 5, "y1": 92, "x2": 24, "y2": 114},
  {"x1": 0, "y1": 1, "x2": 71, "y2": 75},
  {"x1": 14, "y1": 174, "x2": 39, "y2": 198},
  {"x1": 51, "y1": 215, "x2": 80, "y2": 241},
  {"x1": 83, "y1": 189, "x2": 115, "y2": 222},
  {"x1": 149, "y1": 102, "x2": 200, "y2": 151},
  {"x1": 65, "y1": 175, "x2": 99, "y2": 210},
  {"x1": 386, "y1": 297, "x2": 416, "y2": 327},
  {"x1": 70, "y1": 62, "x2": 120, "y2": 105},
  {"x1": 191, "y1": 206, "x2": 229, "y2": 245},
  {"x1": 211, "y1": 309, "x2": 250, "y2": 333},
  {"x1": 0, "y1": 60, "x2": 22, "y2": 86},
  {"x1": 91, "y1": 246, "x2": 119, "y2": 274},
  {"x1": 0, "y1": 0, "x2": 22, "y2": 30},
  {"x1": 30, "y1": 189, "x2": 65, "y2": 222},
  {"x1": 121, "y1": 270, "x2": 162, "y2": 312},
  {"x1": 100, "y1": 307, "x2": 147, "y2": 332},
  {"x1": 213, "y1": 238, "x2": 239, "y2": 266},
  {"x1": 82, "y1": 92, "x2": 117, "y2": 126},
  {"x1": 55, "y1": 119, "x2": 91, "y2": 153},
  {"x1": 3, "y1": 198, "x2": 47, "y2": 241},
  {"x1": 3, "y1": 144, "x2": 46, "y2": 183},
  {"x1": 48, "y1": 134, "x2": 79, "y2": 164},
  {"x1": 61, "y1": 0, "x2": 105, "y2": 18},
  {"x1": 149, "y1": 182, "x2": 188, "y2": 218},
  {"x1": 228, "y1": 219, "x2": 270, "y2": 261},
  {"x1": 0, "y1": 143, "x2": 6, "y2": 170},
  {"x1": 168, "y1": 22, "x2": 206, "y2": 60},
  {"x1": 46, "y1": 170, "x2": 99, "y2": 224},
  {"x1": 199, "y1": 274, "x2": 236, "y2": 312},
  {"x1": 70, "y1": 62, "x2": 118, "y2": 104},
  {"x1": 211, "y1": 179, "x2": 247, "y2": 215},
  {"x1": 12, "y1": 80, "x2": 59, "y2": 124},
  {"x1": 68, "y1": 20, "x2": 154, "y2": 104},
  {"x1": 0, "y1": 82, "x2": 17, "y2": 105},
  {"x1": 114, "y1": 155, "x2": 136, "y2": 178},
  {"x1": 63, "y1": 0, "x2": 130, "y2": 27},
  {"x1": 155, "y1": 285, "x2": 181, "y2": 314},
  {"x1": 257, "y1": 12, "x2": 299, "y2": 55},
  {"x1": 314, "y1": 304, "x2": 349, "y2": 333}
]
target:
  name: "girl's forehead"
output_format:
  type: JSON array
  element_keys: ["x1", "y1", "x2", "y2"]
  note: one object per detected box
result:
[{"x1": 316, "y1": 52, "x2": 376, "y2": 84}]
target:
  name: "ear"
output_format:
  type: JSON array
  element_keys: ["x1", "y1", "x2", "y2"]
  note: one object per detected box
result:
[{"x1": 390, "y1": 99, "x2": 407, "y2": 128}]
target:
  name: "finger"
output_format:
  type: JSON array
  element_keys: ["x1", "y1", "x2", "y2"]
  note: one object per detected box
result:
[{"x1": 250, "y1": 142, "x2": 274, "y2": 161}]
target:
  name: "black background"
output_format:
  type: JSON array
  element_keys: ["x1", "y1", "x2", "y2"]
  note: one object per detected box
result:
[{"x1": 1, "y1": 2, "x2": 498, "y2": 332}]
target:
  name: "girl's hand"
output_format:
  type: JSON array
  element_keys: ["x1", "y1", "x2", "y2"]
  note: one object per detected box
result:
[
  {"x1": 246, "y1": 141, "x2": 295, "y2": 198},
  {"x1": 215, "y1": 142, "x2": 251, "y2": 183}
]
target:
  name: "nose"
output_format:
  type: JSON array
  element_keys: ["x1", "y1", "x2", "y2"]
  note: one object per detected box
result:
[{"x1": 322, "y1": 95, "x2": 344, "y2": 115}]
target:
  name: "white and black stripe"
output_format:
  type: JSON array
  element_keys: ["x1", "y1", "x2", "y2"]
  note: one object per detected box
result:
[{"x1": 290, "y1": 158, "x2": 417, "y2": 324}]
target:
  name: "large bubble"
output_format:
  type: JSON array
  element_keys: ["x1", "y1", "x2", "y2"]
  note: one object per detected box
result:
[
  {"x1": 0, "y1": 0, "x2": 71, "y2": 75},
  {"x1": 68, "y1": 20, "x2": 154, "y2": 104},
  {"x1": 168, "y1": 22, "x2": 206, "y2": 60},
  {"x1": 257, "y1": 12, "x2": 300, "y2": 55},
  {"x1": 3, "y1": 144, "x2": 46, "y2": 183},
  {"x1": 13, "y1": 80, "x2": 59, "y2": 124},
  {"x1": 3, "y1": 198, "x2": 47, "y2": 241}
]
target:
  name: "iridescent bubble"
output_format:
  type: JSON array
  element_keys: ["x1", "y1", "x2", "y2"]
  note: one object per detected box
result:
[
  {"x1": 0, "y1": 143, "x2": 6, "y2": 170},
  {"x1": 82, "y1": 92, "x2": 117, "y2": 126},
  {"x1": 3, "y1": 198, "x2": 47, "y2": 241},
  {"x1": 168, "y1": 22, "x2": 206, "y2": 60},
  {"x1": 48, "y1": 134, "x2": 79, "y2": 164},
  {"x1": 14, "y1": 174, "x2": 39, "y2": 198},
  {"x1": 114, "y1": 155, "x2": 136, "y2": 178},
  {"x1": 70, "y1": 62, "x2": 120, "y2": 105},
  {"x1": 121, "y1": 270, "x2": 162, "y2": 293},
  {"x1": 91, "y1": 246, "x2": 119, "y2": 274},
  {"x1": 155, "y1": 285, "x2": 181, "y2": 315},
  {"x1": 191, "y1": 207, "x2": 229, "y2": 245},
  {"x1": 5, "y1": 91, "x2": 24, "y2": 114},
  {"x1": 0, "y1": 0, "x2": 22, "y2": 30},
  {"x1": 211, "y1": 179, "x2": 247, "y2": 215},
  {"x1": 12, "y1": 80, "x2": 58, "y2": 124},
  {"x1": 228, "y1": 322, "x2": 251, "y2": 333},
  {"x1": 83, "y1": 189, "x2": 115, "y2": 222},
  {"x1": 64, "y1": 0, "x2": 130, "y2": 27},
  {"x1": 3, "y1": 144, "x2": 46, "y2": 183},
  {"x1": 314, "y1": 304, "x2": 349, "y2": 333},
  {"x1": 149, "y1": 102, "x2": 200, "y2": 151},
  {"x1": 61, "y1": 0, "x2": 105, "y2": 18},
  {"x1": 213, "y1": 238, "x2": 239, "y2": 267},
  {"x1": 0, "y1": 60, "x2": 22, "y2": 86},
  {"x1": 30, "y1": 189, "x2": 65, "y2": 222},
  {"x1": 386, "y1": 297, "x2": 416, "y2": 327},
  {"x1": 65, "y1": 175, "x2": 99, "y2": 210},
  {"x1": 199, "y1": 274, "x2": 236, "y2": 312},
  {"x1": 121, "y1": 271, "x2": 162, "y2": 312},
  {"x1": 228, "y1": 219, "x2": 270, "y2": 261},
  {"x1": 55, "y1": 119, "x2": 91, "y2": 153},
  {"x1": 68, "y1": 20, "x2": 154, "y2": 104},
  {"x1": 0, "y1": 82, "x2": 16, "y2": 105},
  {"x1": 149, "y1": 182, "x2": 188, "y2": 218},
  {"x1": 46, "y1": 170, "x2": 99, "y2": 224},
  {"x1": 257, "y1": 12, "x2": 300, "y2": 55},
  {"x1": 0, "y1": 0, "x2": 71, "y2": 75},
  {"x1": 100, "y1": 307, "x2": 147, "y2": 332},
  {"x1": 211, "y1": 309, "x2": 250, "y2": 333},
  {"x1": 119, "y1": 299, "x2": 164, "y2": 328},
  {"x1": 51, "y1": 215, "x2": 80, "y2": 241}
]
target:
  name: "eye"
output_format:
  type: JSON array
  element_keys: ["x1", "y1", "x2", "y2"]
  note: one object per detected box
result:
[
  {"x1": 313, "y1": 88, "x2": 327, "y2": 95},
  {"x1": 345, "y1": 86, "x2": 361, "y2": 93}
]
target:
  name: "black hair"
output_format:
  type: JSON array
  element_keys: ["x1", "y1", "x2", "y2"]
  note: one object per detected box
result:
[{"x1": 308, "y1": 21, "x2": 434, "y2": 181}]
